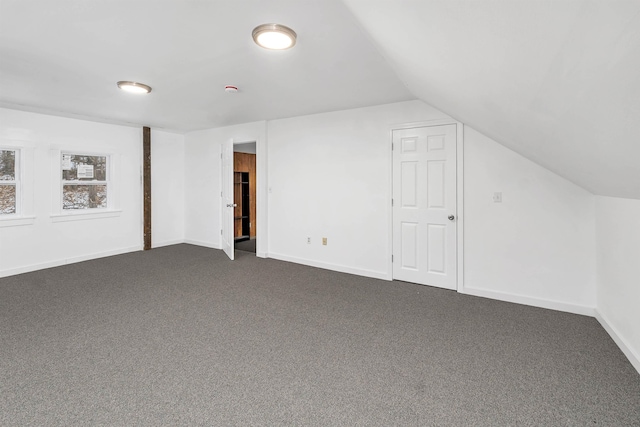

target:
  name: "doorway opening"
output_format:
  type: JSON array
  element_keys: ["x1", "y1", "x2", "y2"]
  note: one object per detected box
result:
[{"x1": 233, "y1": 142, "x2": 257, "y2": 254}]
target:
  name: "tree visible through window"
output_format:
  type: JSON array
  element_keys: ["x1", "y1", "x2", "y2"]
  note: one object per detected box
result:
[
  {"x1": 0, "y1": 149, "x2": 17, "y2": 214},
  {"x1": 62, "y1": 154, "x2": 108, "y2": 210}
]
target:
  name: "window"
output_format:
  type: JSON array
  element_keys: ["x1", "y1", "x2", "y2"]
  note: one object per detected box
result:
[
  {"x1": 61, "y1": 153, "x2": 108, "y2": 210},
  {"x1": 0, "y1": 149, "x2": 18, "y2": 215}
]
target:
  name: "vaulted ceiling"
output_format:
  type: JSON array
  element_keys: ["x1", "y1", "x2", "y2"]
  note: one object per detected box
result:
[
  {"x1": 344, "y1": 0, "x2": 640, "y2": 199},
  {"x1": 0, "y1": 0, "x2": 413, "y2": 131},
  {"x1": 1, "y1": 0, "x2": 638, "y2": 198}
]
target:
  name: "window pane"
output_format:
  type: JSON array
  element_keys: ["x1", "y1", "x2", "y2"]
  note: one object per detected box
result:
[
  {"x1": 62, "y1": 154, "x2": 107, "y2": 181},
  {"x1": 0, "y1": 150, "x2": 16, "y2": 180},
  {"x1": 63, "y1": 185, "x2": 107, "y2": 210},
  {"x1": 0, "y1": 184, "x2": 16, "y2": 214}
]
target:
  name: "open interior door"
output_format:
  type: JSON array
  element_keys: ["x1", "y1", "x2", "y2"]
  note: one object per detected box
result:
[{"x1": 221, "y1": 139, "x2": 235, "y2": 260}]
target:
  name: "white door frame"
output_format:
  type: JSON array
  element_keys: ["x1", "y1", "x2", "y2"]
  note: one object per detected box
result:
[
  {"x1": 221, "y1": 139, "x2": 235, "y2": 260},
  {"x1": 219, "y1": 135, "x2": 268, "y2": 258},
  {"x1": 388, "y1": 119, "x2": 464, "y2": 292}
]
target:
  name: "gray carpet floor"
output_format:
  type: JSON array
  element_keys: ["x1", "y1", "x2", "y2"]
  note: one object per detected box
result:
[{"x1": 1, "y1": 244, "x2": 639, "y2": 426}]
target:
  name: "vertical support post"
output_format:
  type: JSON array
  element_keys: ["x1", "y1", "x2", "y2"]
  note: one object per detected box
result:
[{"x1": 143, "y1": 126, "x2": 151, "y2": 250}]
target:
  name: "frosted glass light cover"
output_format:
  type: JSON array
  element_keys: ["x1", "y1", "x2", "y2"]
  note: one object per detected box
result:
[
  {"x1": 252, "y1": 24, "x2": 297, "y2": 50},
  {"x1": 257, "y1": 31, "x2": 293, "y2": 49},
  {"x1": 117, "y1": 81, "x2": 152, "y2": 94}
]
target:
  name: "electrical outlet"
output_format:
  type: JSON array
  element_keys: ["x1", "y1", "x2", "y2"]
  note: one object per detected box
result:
[
  {"x1": 493, "y1": 192, "x2": 502, "y2": 203},
  {"x1": 322, "y1": 237, "x2": 327, "y2": 245},
  {"x1": 307, "y1": 237, "x2": 311, "y2": 244}
]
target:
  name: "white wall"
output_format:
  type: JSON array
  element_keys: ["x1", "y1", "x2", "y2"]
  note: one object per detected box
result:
[
  {"x1": 151, "y1": 130, "x2": 185, "y2": 248},
  {"x1": 184, "y1": 121, "x2": 266, "y2": 254},
  {"x1": 0, "y1": 108, "x2": 142, "y2": 277},
  {"x1": 266, "y1": 100, "x2": 450, "y2": 278},
  {"x1": 264, "y1": 102, "x2": 598, "y2": 311},
  {"x1": 234, "y1": 142, "x2": 256, "y2": 154},
  {"x1": 595, "y1": 196, "x2": 640, "y2": 372},
  {"x1": 2, "y1": 100, "x2": 596, "y2": 318},
  {"x1": 463, "y1": 127, "x2": 596, "y2": 314},
  {"x1": 3, "y1": 102, "x2": 635, "y2": 371}
]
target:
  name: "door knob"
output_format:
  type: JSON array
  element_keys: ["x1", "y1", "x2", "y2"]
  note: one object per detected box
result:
[{"x1": 448, "y1": 215, "x2": 455, "y2": 221}]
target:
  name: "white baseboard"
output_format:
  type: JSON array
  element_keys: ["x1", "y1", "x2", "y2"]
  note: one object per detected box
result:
[
  {"x1": 0, "y1": 245, "x2": 142, "y2": 278},
  {"x1": 595, "y1": 310, "x2": 640, "y2": 375},
  {"x1": 460, "y1": 286, "x2": 596, "y2": 316},
  {"x1": 267, "y1": 252, "x2": 389, "y2": 280},
  {"x1": 152, "y1": 239, "x2": 185, "y2": 249},
  {"x1": 184, "y1": 239, "x2": 221, "y2": 250}
]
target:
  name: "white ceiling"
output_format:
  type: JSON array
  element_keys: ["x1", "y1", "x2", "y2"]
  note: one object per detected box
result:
[
  {"x1": 343, "y1": 0, "x2": 640, "y2": 199},
  {"x1": 1, "y1": 0, "x2": 639, "y2": 198},
  {"x1": 0, "y1": 0, "x2": 414, "y2": 132}
]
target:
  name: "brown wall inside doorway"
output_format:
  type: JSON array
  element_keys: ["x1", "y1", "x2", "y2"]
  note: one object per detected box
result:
[{"x1": 233, "y1": 152, "x2": 256, "y2": 238}]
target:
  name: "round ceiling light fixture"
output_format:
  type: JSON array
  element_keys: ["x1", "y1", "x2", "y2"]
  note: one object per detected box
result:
[
  {"x1": 252, "y1": 23, "x2": 297, "y2": 50},
  {"x1": 117, "y1": 81, "x2": 152, "y2": 94},
  {"x1": 225, "y1": 85, "x2": 239, "y2": 93}
]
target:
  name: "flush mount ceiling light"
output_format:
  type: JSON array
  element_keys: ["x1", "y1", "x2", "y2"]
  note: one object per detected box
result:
[
  {"x1": 252, "y1": 23, "x2": 297, "y2": 50},
  {"x1": 117, "y1": 81, "x2": 152, "y2": 94}
]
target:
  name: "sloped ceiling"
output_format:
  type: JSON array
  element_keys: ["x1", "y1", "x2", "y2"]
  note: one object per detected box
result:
[
  {"x1": 0, "y1": 0, "x2": 413, "y2": 132},
  {"x1": 343, "y1": 0, "x2": 640, "y2": 199},
  {"x1": 2, "y1": 0, "x2": 638, "y2": 198}
]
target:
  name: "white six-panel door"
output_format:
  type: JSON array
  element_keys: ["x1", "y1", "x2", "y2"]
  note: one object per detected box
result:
[
  {"x1": 221, "y1": 139, "x2": 235, "y2": 260},
  {"x1": 392, "y1": 125, "x2": 457, "y2": 289}
]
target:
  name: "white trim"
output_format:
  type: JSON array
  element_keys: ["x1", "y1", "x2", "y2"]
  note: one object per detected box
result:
[
  {"x1": 257, "y1": 122, "x2": 268, "y2": 258},
  {"x1": 0, "y1": 215, "x2": 35, "y2": 227},
  {"x1": 595, "y1": 310, "x2": 640, "y2": 375},
  {"x1": 1, "y1": 142, "x2": 34, "y2": 219},
  {"x1": 231, "y1": 137, "x2": 265, "y2": 259},
  {"x1": 152, "y1": 239, "x2": 185, "y2": 249},
  {"x1": 389, "y1": 118, "x2": 465, "y2": 289},
  {"x1": 53, "y1": 150, "x2": 117, "y2": 214},
  {"x1": 460, "y1": 286, "x2": 596, "y2": 316},
  {"x1": 386, "y1": 126, "x2": 394, "y2": 281},
  {"x1": 224, "y1": 125, "x2": 268, "y2": 259},
  {"x1": 184, "y1": 239, "x2": 221, "y2": 250},
  {"x1": 456, "y1": 122, "x2": 464, "y2": 292},
  {"x1": 50, "y1": 209, "x2": 122, "y2": 222},
  {"x1": 0, "y1": 245, "x2": 141, "y2": 278},
  {"x1": 268, "y1": 252, "x2": 389, "y2": 281},
  {"x1": 390, "y1": 118, "x2": 461, "y2": 130},
  {"x1": 0, "y1": 146, "x2": 21, "y2": 215}
]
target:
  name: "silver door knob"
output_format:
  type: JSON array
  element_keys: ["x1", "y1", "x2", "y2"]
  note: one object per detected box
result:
[{"x1": 448, "y1": 215, "x2": 455, "y2": 221}]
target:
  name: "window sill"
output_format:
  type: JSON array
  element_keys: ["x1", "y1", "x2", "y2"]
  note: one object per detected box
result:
[
  {"x1": 0, "y1": 215, "x2": 36, "y2": 228},
  {"x1": 50, "y1": 209, "x2": 122, "y2": 223}
]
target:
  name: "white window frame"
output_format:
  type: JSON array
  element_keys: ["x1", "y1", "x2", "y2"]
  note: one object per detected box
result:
[
  {"x1": 51, "y1": 150, "x2": 121, "y2": 222},
  {"x1": 0, "y1": 146, "x2": 34, "y2": 227},
  {"x1": 0, "y1": 147, "x2": 20, "y2": 215}
]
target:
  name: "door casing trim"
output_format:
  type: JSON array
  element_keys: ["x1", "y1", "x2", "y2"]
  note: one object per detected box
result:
[{"x1": 388, "y1": 119, "x2": 464, "y2": 292}]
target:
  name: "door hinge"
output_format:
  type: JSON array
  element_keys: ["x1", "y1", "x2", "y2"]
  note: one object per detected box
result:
[
  {"x1": 221, "y1": 191, "x2": 223, "y2": 197},
  {"x1": 391, "y1": 143, "x2": 394, "y2": 151},
  {"x1": 391, "y1": 198, "x2": 394, "y2": 206},
  {"x1": 392, "y1": 254, "x2": 394, "y2": 262},
  {"x1": 221, "y1": 229, "x2": 223, "y2": 235}
]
